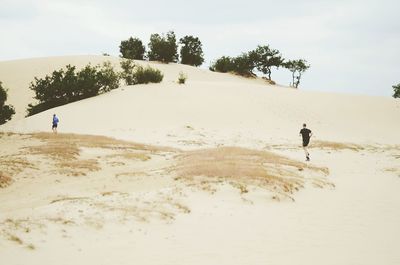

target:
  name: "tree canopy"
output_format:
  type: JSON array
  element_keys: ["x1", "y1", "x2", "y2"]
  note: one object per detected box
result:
[
  {"x1": 179, "y1": 35, "x2": 204, "y2": 66},
  {"x1": 147, "y1": 31, "x2": 178, "y2": 63},
  {"x1": 119, "y1": 37, "x2": 146, "y2": 60}
]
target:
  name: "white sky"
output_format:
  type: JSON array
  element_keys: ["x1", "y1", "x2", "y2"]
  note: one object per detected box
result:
[{"x1": 1, "y1": 0, "x2": 399, "y2": 96}]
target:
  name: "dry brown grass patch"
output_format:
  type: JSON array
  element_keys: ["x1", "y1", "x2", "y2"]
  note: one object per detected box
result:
[
  {"x1": 108, "y1": 152, "x2": 151, "y2": 161},
  {"x1": 0, "y1": 172, "x2": 12, "y2": 188},
  {"x1": 312, "y1": 140, "x2": 364, "y2": 151},
  {"x1": 174, "y1": 147, "x2": 330, "y2": 199},
  {"x1": 30, "y1": 132, "x2": 175, "y2": 152}
]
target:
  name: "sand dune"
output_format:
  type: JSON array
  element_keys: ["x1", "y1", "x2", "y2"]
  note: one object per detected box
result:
[
  {"x1": 0, "y1": 56, "x2": 400, "y2": 265},
  {"x1": 1, "y1": 56, "x2": 400, "y2": 147}
]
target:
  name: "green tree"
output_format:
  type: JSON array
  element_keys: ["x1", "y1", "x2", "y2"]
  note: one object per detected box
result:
[
  {"x1": 27, "y1": 62, "x2": 120, "y2": 116},
  {"x1": 393, "y1": 83, "x2": 400, "y2": 98},
  {"x1": 232, "y1": 53, "x2": 256, "y2": 77},
  {"x1": 0, "y1": 81, "x2": 15, "y2": 125},
  {"x1": 179, "y1": 35, "x2": 204, "y2": 66},
  {"x1": 251, "y1": 45, "x2": 284, "y2": 80},
  {"x1": 209, "y1": 56, "x2": 234, "y2": 73},
  {"x1": 119, "y1": 37, "x2": 146, "y2": 60},
  {"x1": 284, "y1": 59, "x2": 310, "y2": 88},
  {"x1": 147, "y1": 31, "x2": 178, "y2": 63}
]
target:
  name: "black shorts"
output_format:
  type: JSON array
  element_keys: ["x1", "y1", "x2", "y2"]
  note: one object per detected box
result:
[
  {"x1": 52, "y1": 123, "x2": 58, "y2": 129},
  {"x1": 302, "y1": 139, "x2": 310, "y2": 147}
]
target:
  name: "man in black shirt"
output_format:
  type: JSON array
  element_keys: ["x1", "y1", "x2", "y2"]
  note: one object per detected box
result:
[{"x1": 299, "y1": 123, "x2": 312, "y2": 161}]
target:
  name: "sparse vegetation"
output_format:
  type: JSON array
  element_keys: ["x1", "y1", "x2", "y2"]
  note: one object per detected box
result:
[
  {"x1": 0, "y1": 81, "x2": 15, "y2": 124},
  {"x1": 174, "y1": 146, "x2": 330, "y2": 200},
  {"x1": 0, "y1": 171, "x2": 12, "y2": 188},
  {"x1": 177, "y1": 72, "x2": 187, "y2": 84}
]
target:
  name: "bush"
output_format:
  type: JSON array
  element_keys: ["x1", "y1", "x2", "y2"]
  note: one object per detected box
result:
[
  {"x1": 393, "y1": 83, "x2": 400, "y2": 98},
  {"x1": 134, "y1": 66, "x2": 163, "y2": 84},
  {"x1": 209, "y1": 56, "x2": 234, "y2": 73},
  {"x1": 232, "y1": 53, "x2": 255, "y2": 77},
  {"x1": 178, "y1": 72, "x2": 187, "y2": 84},
  {"x1": 98, "y1": 61, "x2": 120, "y2": 92},
  {"x1": 179, "y1": 35, "x2": 204, "y2": 66},
  {"x1": 0, "y1": 81, "x2": 15, "y2": 124},
  {"x1": 147, "y1": 31, "x2": 178, "y2": 63},
  {"x1": 27, "y1": 62, "x2": 120, "y2": 116},
  {"x1": 119, "y1": 37, "x2": 146, "y2": 60},
  {"x1": 120, "y1": 59, "x2": 136, "y2": 85},
  {"x1": 210, "y1": 54, "x2": 255, "y2": 77}
]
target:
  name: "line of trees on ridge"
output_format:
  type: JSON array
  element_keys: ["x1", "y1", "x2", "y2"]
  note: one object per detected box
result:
[
  {"x1": 209, "y1": 45, "x2": 310, "y2": 88},
  {"x1": 119, "y1": 31, "x2": 204, "y2": 66}
]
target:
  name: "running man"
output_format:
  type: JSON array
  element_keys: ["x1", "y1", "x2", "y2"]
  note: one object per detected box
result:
[
  {"x1": 299, "y1": 123, "x2": 312, "y2": 161},
  {"x1": 52, "y1": 114, "x2": 59, "y2": 133}
]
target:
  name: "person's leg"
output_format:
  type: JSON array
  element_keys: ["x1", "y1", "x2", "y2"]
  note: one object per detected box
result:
[{"x1": 303, "y1": 146, "x2": 310, "y2": 160}]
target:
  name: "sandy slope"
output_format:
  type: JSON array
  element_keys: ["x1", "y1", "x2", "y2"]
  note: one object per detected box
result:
[
  {"x1": 1, "y1": 55, "x2": 399, "y2": 145},
  {"x1": 1, "y1": 56, "x2": 400, "y2": 265}
]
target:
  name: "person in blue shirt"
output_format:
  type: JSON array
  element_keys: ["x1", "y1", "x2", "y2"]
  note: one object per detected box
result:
[
  {"x1": 299, "y1": 123, "x2": 312, "y2": 161},
  {"x1": 52, "y1": 114, "x2": 59, "y2": 133}
]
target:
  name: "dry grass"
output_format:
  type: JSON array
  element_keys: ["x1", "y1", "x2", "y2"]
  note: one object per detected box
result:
[
  {"x1": 8, "y1": 234, "x2": 23, "y2": 244},
  {"x1": 174, "y1": 146, "x2": 330, "y2": 199},
  {"x1": 0, "y1": 155, "x2": 35, "y2": 175},
  {"x1": 57, "y1": 159, "x2": 100, "y2": 173},
  {"x1": 312, "y1": 140, "x2": 364, "y2": 151},
  {"x1": 30, "y1": 132, "x2": 176, "y2": 152},
  {"x1": 0, "y1": 172, "x2": 12, "y2": 188},
  {"x1": 107, "y1": 152, "x2": 151, "y2": 161}
]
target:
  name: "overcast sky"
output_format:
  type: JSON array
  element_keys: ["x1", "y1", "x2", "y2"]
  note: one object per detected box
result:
[{"x1": 1, "y1": 0, "x2": 399, "y2": 96}]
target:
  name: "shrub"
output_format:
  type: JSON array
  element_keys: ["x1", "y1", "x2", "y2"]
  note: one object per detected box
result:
[
  {"x1": 120, "y1": 59, "x2": 136, "y2": 85},
  {"x1": 393, "y1": 83, "x2": 400, "y2": 98},
  {"x1": 134, "y1": 66, "x2": 163, "y2": 84},
  {"x1": 178, "y1": 72, "x2": 187, "y2": 84},
  {"x1": 119, "y1": 37, "x2": 146, "y2": 60},
  {"x1": 210, "y1": 54, "x2": 255, "y2": 77},
  {"x1": 27, "y1": 62, "x2": 120, "y2": 116},
  {"x1": 0, "y1": 81, "x2": 15, "y2": 124},
  {"x1": 98, "y1": 61, "x2": 120, "y2": 92},
  {"x1": 232, "y1": 53, "x2": 256, "y2": 77},
  {"x1": 179, "y1": 35, "x2": 204, "y2": 66},
  {"x1": 147, "y1": 31, "x2": 178, "y2": 63},
  {"x1": 209, "y1": 56, "x2": 234, "y2": 73}
]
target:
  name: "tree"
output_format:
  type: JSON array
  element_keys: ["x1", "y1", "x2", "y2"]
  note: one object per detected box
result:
[
  {"x1": 284, "y1": 59, "x2": 310, "y2": 88},
  {"x1": 119, "y1": 37, "x2": 146, "y2": 60},
  {"x1": 0, "y1": 81, "x2": 15, "y2": 125},
  {"x1": 251, "y1": 45, "x2": 284, "y2": 80},
  {"x1": 232, "y1": 53, "x2": 256, "y2": 77},
  {"x1": 147, "y1": 31, "x2": 178, "y2": 63},
  {"x1": 209, "y1": 56, "x2": 234, "y2": 73},
  {"x1": 393, "y1": 83, "x2": 400, "y2": 98},
  {"x1": 179, "y1": 35, "x2": 204, "y2": 66}
]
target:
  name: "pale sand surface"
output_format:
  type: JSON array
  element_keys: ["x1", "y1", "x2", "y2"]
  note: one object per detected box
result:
[{"x1": 0, "y1": 56, "x2": 400, "y2": 265}]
